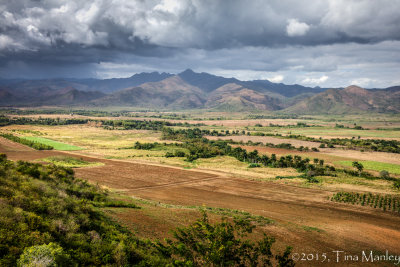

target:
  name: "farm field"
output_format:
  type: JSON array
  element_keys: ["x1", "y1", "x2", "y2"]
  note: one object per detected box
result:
[
  {"x1": 337, "y1": 160, "x2": 400, "y2": 175},
  {"x1": 23, "y1": 136, "x2": 83, "y2": 150},
  {"x1": 1, "y1": 111, "x2": 400, "y2": 266},
  {"x1": 8, "y1": 112, "x2": 400, "y2": 138}
]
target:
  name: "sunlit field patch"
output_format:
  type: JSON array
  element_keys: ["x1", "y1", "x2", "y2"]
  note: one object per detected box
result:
[
  {"x1": 336, "y1": 160, "x2": 400, "y2": 175},
  {"x1": 23, "y1": 136, "x2": 83, "y2": 150}
]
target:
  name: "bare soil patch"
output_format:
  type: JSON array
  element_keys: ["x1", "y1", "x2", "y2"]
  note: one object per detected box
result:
[{"x1": 321, "y1": 148, "x2": 400, "y2": 165}]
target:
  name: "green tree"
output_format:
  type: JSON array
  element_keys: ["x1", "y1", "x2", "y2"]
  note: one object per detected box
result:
[
  {"x1": 157, "y1": 212, "x2": 295, "y2": 266},
  {"x1": 352, "y1": 161, "x2": 364, "y2": 174},
  {"x1": 394, "y1": 180, "x2": 400, "y2": 190}
]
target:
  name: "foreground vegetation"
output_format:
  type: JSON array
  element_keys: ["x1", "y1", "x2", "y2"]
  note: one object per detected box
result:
[
  {"x1": 0, "y1": 154, "x2": 294, "y2": 266},
  {"x1": 157, "y1": 212, "x2": 294, "y2": 266},
  {"x1": 0, "y1": 154, "x2": 153, "y2": 266}
]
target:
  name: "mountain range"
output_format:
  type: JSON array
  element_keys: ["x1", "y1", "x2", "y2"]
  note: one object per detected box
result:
[{"x1": 0, "y1": 69, "x2": 399, "y2": 114}]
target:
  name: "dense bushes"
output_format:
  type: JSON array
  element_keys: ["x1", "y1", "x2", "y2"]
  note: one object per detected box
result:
[
  {"x1": 133, "y1": 141, "x2": 187, "y2": 158},
  {"x1": 157, "y1": 212, "x2": 295, "y2": 266},
  {"x1": 134, "y1": 141, "x2": 158, "y2": 150},
  {"x1": 0, "y1": 154, "x2": 165, "y2": 266},
  {"x1": 0, "y1": 133, "x2": 53, "y2": 150}
]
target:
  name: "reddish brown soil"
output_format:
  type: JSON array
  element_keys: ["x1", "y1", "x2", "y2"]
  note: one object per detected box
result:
[{"x1": 1, "y1": 137, "x2": 399, "y2": 266}]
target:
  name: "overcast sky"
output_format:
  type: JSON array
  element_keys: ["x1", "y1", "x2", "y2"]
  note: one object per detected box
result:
[{"x1": 1, "y1": 0, "x2": 400, "y2": 88}]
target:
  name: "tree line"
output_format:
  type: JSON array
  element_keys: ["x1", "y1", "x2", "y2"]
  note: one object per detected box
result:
[
  {"x1": 0, "y1": 116, "x2": 90, "y2": 127},
  {"x1": 102, "y1": 119, "x2": 204, "y2": 131}
]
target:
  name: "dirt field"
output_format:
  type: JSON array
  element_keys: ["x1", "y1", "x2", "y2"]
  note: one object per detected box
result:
[{"x1": 1, "y1": 137, "x2": 400, "y2": 266}]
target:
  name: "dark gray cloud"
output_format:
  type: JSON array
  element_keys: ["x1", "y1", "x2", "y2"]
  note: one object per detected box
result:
[{"x1": 0, "y1": 0, "x2": 399, "y2": 87}]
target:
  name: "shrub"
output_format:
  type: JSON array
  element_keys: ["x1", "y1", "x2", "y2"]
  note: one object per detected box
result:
[
  {"x1": 156, "y1": 212, "x2": 295, "y2": 267},
  {"x1": 248, "y1": 163, "x2": 261, "y2": 168},
  {"x1": 306, "y1": 176, "x2": 319, "y2": 183},
  {"x1": 394, "y1": 180, "x2": 400, "y2": 190},
  {"x1": 17, "y1": 243, "x2": 70, "y2": 267},
  {"x1": 174, "y1": 151, "x2": 186, "y2": 157},
  {"x1": 352, "y1": 161, "x2": 364, "y2": 173},
  {"x1": 380, "y1": 170, "x2": 390, "y2": 179},
  {"x1": 165, "y1": 152, "x2": 174, "y2": 158},
  {"x1": 306, "y1": 170, "x2": 316, "y2": 177}
]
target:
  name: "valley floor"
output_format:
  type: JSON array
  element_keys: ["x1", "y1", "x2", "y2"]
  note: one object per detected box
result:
[{"x1": 1, "y1": 136, "x2": 399, "y2": 266}]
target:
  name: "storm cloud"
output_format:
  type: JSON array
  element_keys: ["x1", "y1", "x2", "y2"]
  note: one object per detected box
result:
[{"x1": 0, "y1": 0, "x2": 399, "y2": 87}]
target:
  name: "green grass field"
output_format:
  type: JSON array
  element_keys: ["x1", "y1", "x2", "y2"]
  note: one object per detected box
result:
[
  {"x1": 336, "y1": 160, "x2": 400, "y2": 175},
  {"x1": 23, "y1": 136, "x2": 83, "y2": 151}
]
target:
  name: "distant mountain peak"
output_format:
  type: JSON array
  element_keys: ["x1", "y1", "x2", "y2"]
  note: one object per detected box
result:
[
  {"x1": 343, "y1": 85, "x2": 369, "y2": 95},
  {"x1": 2, "y1": 70, "x2": 399, "y2": 113},
  {"x1": 180, "y1": 68, "x2": 195, "y2": 74},
  {"x1": 345, "y1": 85, "x2": 364, "y2": 90}
]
